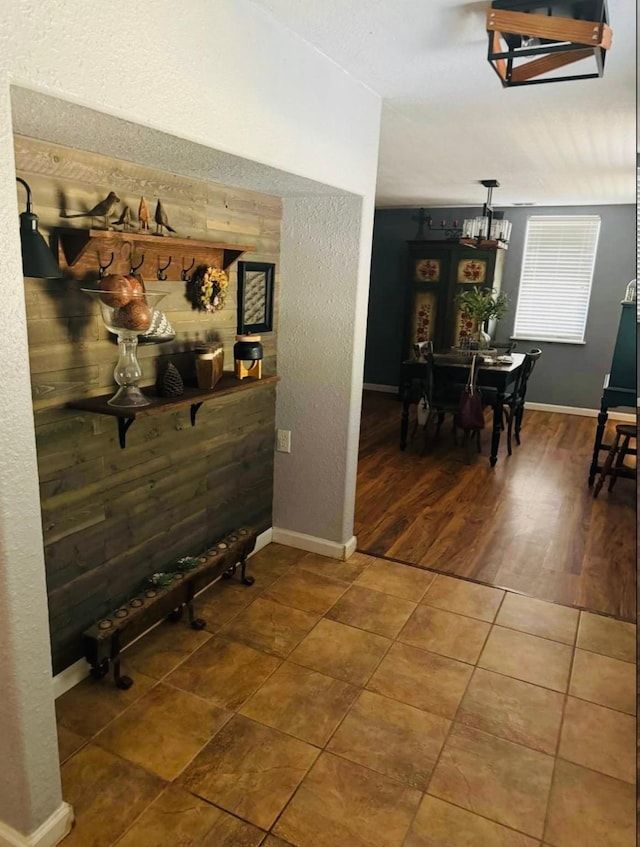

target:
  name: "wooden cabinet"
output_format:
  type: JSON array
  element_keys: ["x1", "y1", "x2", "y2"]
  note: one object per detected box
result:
[
  {"x1": 609, "y1": 301, "x2": 636, "y2": 391},
  {"x1": 404, "y1": 240, "x2": 505, "y2": 355}
]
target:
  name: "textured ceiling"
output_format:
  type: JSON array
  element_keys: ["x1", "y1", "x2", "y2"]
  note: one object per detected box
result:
[
  {"x1": 249, "y1": 0, "x2": 636, "y2": 206},
  {"x1": 10, "y1": 90, "x2": 349, "y2": 199}
]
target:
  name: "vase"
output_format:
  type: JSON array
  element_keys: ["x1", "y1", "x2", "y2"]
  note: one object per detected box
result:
[
  {"x1": 82, "y1": 288, "x2": 167, "y2": 407},
  {"x1": 470, "y1": 321, "x2": 491, "y2": 349}
]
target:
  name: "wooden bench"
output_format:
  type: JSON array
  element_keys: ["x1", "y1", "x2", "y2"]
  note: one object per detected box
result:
[{"x1": 83, "y1": 527, "x2": 257, "y2": 688}]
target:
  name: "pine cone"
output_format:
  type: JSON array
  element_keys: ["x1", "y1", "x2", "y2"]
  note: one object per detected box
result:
[{"x1": 157, "y1": 362, "x2": 184, "y2": 397}]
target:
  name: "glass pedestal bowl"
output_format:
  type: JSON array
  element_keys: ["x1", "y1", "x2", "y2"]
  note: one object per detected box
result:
[{"x1": 82, "y1": 287, "x2": 167, "y2": 408}]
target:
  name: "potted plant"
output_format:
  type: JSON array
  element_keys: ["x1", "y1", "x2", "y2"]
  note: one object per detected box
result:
[{"x1": 455, "y1": 286, "x2": 508, "y2": 348}]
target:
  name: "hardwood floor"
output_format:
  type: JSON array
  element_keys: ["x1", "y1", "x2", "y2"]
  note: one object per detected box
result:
[{"x1": 355, "y1": 391, "x2": 636, "y2": 621}]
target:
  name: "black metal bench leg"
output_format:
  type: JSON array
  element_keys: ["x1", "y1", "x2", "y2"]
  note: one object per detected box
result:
[
  {"x1": 90, "y1": 658, "x2": 109, "y2": 681},
  {"x1": 110, "y1": 631, "x2": 133, "y2": 690},
  {"x1": 113, "y1": 656, "x2": 133, "y2": 690},
  {"x1": 240, "y1": 554, "x2": 255, "y2": 586},
  {"x1": 187, "y1": 599, "x2": 207, "y2": 630},
  {"x1": 223, "y1": 556, "x2": 254, "y2": 586},
  {"x1": 167, "y1": 606, "x2": 184, "y2": 622}
]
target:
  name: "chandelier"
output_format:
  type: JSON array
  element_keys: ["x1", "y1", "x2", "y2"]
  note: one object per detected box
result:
[{"x1": 461, "y1": 180, "x2": 512, "y2": 248}]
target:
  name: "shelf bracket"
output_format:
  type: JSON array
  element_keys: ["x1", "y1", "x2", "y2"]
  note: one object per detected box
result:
[
  {"x1": 190, "y1": 402, "x2": 204, "y2": 427},
  {"x1": 118, "y1": 417, "x2": 135, "y2": 449}
]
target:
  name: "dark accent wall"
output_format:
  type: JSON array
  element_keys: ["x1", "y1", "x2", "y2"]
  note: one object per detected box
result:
[
  {"x1": 16, "y1": 136, "x2": 281, "y2": 674},
  {"x1": 365, "y1": 205, "x2": 636, "y2": 409}
]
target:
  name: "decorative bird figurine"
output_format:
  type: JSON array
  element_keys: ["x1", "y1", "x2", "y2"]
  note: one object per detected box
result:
[
  {"x1": 111, "y1": 205, "x2": 132, "y2": 231},
  {"x1": 138, "y1": 196, "x2": 150, "y2": 231},
  {"x1": 63, "y1": 191, "x2": 120, "y2": 229},
  {"x1": 154, "y1": 198, "x2": 176, "y2": 235}
]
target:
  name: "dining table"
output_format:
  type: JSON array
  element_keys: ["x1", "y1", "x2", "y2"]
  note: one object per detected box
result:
[{"x1": 400, "y1": 352, "x2": 526, "y2": 466}]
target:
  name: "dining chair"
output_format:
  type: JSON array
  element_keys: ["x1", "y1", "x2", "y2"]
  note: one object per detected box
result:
[
  {"x1": 502, "y1": 348, "x2": 542, "y2": 455},
  {"x1": 592, "y1": 423, "x2": 637, "y2": 498}
]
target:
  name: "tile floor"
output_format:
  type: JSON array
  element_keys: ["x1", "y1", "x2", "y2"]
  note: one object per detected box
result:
[{"x1": 55, "y1": 544, "x2": 637, "y2": 847}]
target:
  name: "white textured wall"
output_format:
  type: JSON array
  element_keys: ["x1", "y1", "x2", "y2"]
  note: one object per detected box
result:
[
  {"x1": 0, "y1": 97, "x2": 64, "y2": 836},
  {"x1": 1, "y1": 0, "x2": 379, "y2": 197},
  {"x1": 275, "y1": 195, "x2": 375, "y2": 542},
  {"x1": 0, "y1": 0, "x2": 380, "y2": 837}
]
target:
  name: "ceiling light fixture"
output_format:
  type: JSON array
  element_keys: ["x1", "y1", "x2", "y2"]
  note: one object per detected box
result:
[
  {"x1": 486, "y1": 0, "x2": 612, "y2": 87},
  {"x1": 461, "y1": 180, "x2": 512, "y2": 248},
  {"x1": 16, "y1": 177, "x2": 62, "y2": 278}
]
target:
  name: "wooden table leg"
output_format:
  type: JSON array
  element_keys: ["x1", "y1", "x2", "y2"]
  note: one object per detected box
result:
[
  {"x1": 588, "y1": 400, "x2": 608, "y2": 486},
  {"x1": 489, "y1": 393, "x2": 504, "y2": 467}
]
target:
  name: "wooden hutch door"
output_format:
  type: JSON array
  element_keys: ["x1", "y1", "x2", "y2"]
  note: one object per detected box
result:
[{"x1": 405, "y1": 241, "x2": 504, "y2": 354}]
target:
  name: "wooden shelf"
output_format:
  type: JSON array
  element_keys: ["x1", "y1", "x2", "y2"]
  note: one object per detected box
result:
[
  {"x1": 68, "y1": 373, "x2": 279, "y2": 447},
  {"x1": 56, "y1": 227, "x2": 254, "y2": 279}
]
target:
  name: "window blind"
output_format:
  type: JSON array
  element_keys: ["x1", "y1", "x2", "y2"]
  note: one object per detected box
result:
[{"x1": 513, "y1": 215, "x2": 601, "y2": 344}]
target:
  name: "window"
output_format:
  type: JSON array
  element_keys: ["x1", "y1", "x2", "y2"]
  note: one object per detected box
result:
[{"x1": 513, "y1": 215, "x2": 601, "y2": 344}]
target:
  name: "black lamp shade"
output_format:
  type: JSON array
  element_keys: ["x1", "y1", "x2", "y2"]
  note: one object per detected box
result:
[
  {"x1": 19, "y1": 211, "x2": 62, "y2": 278},
  {"x1": 16, "y1": 176, "x2": 62, "y2": 278}
]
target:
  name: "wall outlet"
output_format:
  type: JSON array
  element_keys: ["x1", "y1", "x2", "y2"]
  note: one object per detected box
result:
[{"x1": 276, "y1": 429, "x2": 291, "y2": 453}]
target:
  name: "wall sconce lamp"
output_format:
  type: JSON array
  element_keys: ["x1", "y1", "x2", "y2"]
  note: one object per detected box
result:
[
  {"x1": 487, "y1": 0, "x2": 612, "y2": 87},
  {"x1": 16, "y1": 176, "x2": 62, "y2": 278},
  {"x1": 460, "y1": 179, "x2": 512, "y2": 248}
]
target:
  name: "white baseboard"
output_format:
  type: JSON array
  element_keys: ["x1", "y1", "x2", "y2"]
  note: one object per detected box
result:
[
  {"x1": 363, "y1": 383, "x2": 397, "y2": 393},
  {"x1": 52, "y1": 659, "x2": 89, "y2": 700},
  {"x1": 525, "y1": 402, "x2": 636, "y2": 422},
  {"x1": 0, "y1": 803, "x2": 73, "y2": 847},
  {"x1": 359, "y1": 391, "x2": 637, "y2": 422},
  {"x1": 272, "y1": 527, "x2": 358, "y2": 561},
  {"x1": 343, "y1": 535, "x2": 358, "y2": 559},
  {"x1": 53, "y1": 526, "x2": 275, "y2": 699},
  {"x1": 254, "y1": 527, "x2": 273, "y2": 552}
]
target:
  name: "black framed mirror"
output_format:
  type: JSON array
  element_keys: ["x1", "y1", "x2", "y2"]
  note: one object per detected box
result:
[{"x1": 237, "y1": 261, "x2": 275, "y2": 334}]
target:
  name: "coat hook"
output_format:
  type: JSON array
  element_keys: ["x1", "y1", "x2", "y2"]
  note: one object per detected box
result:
[
  {"x1": 98, "y1": 252, "x2": 115, "y2": 278},
  {"x1": 157, "y1": 256, "x2": 172, "y2": 282},
  {"x1": 129, "y1": 254, "x2": 145, "y2": 274},
  {"x1": 181, "y1": 258, "x2": 195, "y2": 281}
]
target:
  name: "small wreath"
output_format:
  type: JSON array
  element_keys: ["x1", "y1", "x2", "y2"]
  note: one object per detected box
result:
[{"x1": 185, "y1": 265, "x2": 229, "y2": 312}]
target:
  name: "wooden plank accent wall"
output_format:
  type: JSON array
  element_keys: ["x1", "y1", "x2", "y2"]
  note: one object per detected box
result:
[{"x1": 14, "y1": 136, "x2": 282, "y2": 673}]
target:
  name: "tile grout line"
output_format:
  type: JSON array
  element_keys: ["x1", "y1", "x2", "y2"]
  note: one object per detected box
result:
[
  {"x1": 266, "y1": 573, "x2": 433, "y2": 844},
  {"x1": 314, "y1": 615, "x2": 399, "y2": 753},
  {"x1": 121, "y1": 561, "x2": 288, "y2": 682},
  {"x1": 260, "y1": 574, "x2": 386, "y2": 842},
  {"x1": 538, "y1": 644, "x2": 576, "y2": 846},
  {"x1": 108, "y1": 562, "x2": 327, "y2": 842},
  {"x1": 170, "y1": 578, "x2": 328, "y2": 841},
  {"x1": 404, "y1": 589, "x2": 509, "y2": 838},
  {"x1": 59, "y1": 559, "x2": 296, "y2": 775},
  {"x1": 238, "y1": 626, "x2": 636, "y2": 756},
  {"x1": 244, "y1": 568, "x2": 492, "y2": 841},
  {"x1": 189, "y1": 712, "x2": 323, "y2": 838},
  {"x1": 109, "y1": 782, "x2": 172, "y2": 847},
  {"x1": 423, "y1": 587, "x2": 565, "y2": 840},
  {"x1": 418, "y1": 600, "x2": 507, "y2": 837},
  {"x1": 61, "y1": 552, "x2": 635, "y2": 845},
  {"x1": 84, "y1": 580, "x2": 265, "y2": 744},
  {"x1": 359, "y1": 549, "x2": 636, "y2": 624}
]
